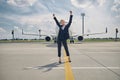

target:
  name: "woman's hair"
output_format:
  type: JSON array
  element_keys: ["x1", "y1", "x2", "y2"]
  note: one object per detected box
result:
[{"x1": 60, "y1": 19, "x2": 65, "y2": 25}]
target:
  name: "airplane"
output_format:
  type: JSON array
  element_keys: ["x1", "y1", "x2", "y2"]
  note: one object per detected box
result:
[
  {"x1": 22, "y1": 27, "x2": 107, "y2": 43},
  {"x1": 69, "y1": 27, "x2": 108, "y2": 43},
  {"x1": 22, "y1": 29, "x2": 52, "y2": 41}
]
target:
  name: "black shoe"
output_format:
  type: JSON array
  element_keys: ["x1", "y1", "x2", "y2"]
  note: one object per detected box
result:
[
  {"x1": 69, "y1": 60, "x2": 71, "y2": 63},
  {"x1": 59, "y1": 61, "x2": 61, "y2": 64}
]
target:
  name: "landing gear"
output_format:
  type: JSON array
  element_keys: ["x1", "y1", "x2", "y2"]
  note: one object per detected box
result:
[
  {"x1": 54, "y1": 37, "x2": 57, "y2": 43},
  {"x1": 54, "y1": 40, "x2": 57, "y2": 43},
  {"x1": 70, "y1": 40, "x2": 74, "y2": 43},
  {"x1": 70, "y1": 37, "x2": 74, "y2": 43}
]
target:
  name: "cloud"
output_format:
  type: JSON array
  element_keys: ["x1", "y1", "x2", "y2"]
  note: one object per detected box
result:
[
  {"x1": 111, "y1": 0, "x2": 120, "y2": 18},
  {"x1": 1, "y1": 0, "x2": 73, "y2": 15},
  {"x1": 14, "y1": 26, "x2": 21, "y2": 32},
  {"x1": 0, "y1": 0, "x2": 41, "y2": 15},
  {"x1": 71, "y1": 0, "x2": 106, "y2": 8},
  {"x1": 0, "y1": 27, "x2": 9, "y2": 39},
  {"x1": 98, "y1": 0, "x2": 106, "y2": 6},
  {"x1": 0, "y1": 27, "x2": 6, "y2": 33},
  {"x1": 7, "y1": 0, "x2": 37, "y2": 7},
  {"x1": 0, "y1": 0, "x2": 120, "y2": 39}
]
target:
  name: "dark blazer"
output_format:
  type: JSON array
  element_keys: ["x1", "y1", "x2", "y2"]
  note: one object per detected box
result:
[{"x1": 54, "y1": 15, "x2": 73, "y2": 41}]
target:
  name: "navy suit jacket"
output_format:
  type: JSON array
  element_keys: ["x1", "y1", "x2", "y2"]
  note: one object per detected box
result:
[{"x1": 54, "y1": 15, "x2": 73, "y2": 41}]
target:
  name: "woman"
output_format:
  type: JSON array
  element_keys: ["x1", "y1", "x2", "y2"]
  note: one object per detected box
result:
[{"x1": 53, "y1": 11, "x2": 73, "y2": 63}]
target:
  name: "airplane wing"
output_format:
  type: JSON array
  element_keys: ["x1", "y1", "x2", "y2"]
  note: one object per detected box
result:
[
  {"x1": 83, "y1": 27, "x2": 108, "y2": 36},
  {"x1": 69, "y1": 27, "x2": 108, "y2": 42},
  {"x1": 22, "y1": 29, "x2": 47, "y2": 36}
]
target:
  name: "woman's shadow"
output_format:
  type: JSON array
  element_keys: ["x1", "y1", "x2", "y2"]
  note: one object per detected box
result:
[{"x1": 24, "y1": 62, "x2": 63, "y2": 72}]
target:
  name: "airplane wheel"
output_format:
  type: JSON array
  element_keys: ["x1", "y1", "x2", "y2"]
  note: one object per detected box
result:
[
  {"x1": 54, "y1": 40, "x2": 57, "y2": 43},
  {"x1": 72, "y1": 41, "x2": 74, "y2": 43},
  {"x1": 70, "y1": 40, "x2": 74, "y2": 43}
]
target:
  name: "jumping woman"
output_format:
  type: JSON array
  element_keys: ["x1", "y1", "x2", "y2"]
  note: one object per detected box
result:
[{"x1": 53, "y1": 11, "x2": 73, "y2": 63}]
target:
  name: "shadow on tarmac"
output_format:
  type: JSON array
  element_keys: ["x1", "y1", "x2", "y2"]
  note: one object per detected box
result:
[{"x1": 24, "y1": 62, "x2": 63, "y2": 72}]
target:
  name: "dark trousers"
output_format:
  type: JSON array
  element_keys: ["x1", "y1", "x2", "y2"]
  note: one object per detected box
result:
[{"x1": 57, "y1": 40, "x2": 70, "y2": 57}]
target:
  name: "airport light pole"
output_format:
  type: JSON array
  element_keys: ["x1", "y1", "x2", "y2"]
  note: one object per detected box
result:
[
  {"x1": 81, "y1": 13, "x2": 85, "y2": 35},
  {"x1": 39, "y1": 29, "x2": 41, "y2": 40},
  {"x1": 12, "y1": 30, "x2": 14, "y2": 40},
  {"x1": 115, "y1": 28, "x2": 118, "y2": 41}
]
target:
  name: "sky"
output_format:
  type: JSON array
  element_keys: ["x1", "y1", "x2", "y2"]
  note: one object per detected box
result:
[{"x1": 0, "y1": 0, "x2": 120, "y2": 39}]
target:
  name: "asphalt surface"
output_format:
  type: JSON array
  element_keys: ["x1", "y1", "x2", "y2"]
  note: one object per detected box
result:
[{"x1": 0, "y1": 42, "x2": 120, "y2": 80}]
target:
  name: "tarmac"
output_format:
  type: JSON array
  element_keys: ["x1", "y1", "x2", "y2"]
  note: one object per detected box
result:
[{"x1": 0, "y1": 42, "x2": 120, "y2": 80}]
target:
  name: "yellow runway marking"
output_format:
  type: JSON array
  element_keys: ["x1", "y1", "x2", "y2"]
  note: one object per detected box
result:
[{"x1": 64, "y1": 51, "x2": 75, "y2": 80}]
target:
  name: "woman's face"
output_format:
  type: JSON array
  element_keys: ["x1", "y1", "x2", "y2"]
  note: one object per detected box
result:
[{"x1": 60, "y1": 20, "x2": 65, "y2": 26}]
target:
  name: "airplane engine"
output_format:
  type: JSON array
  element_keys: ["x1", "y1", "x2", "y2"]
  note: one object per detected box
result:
[
  {"x1": 78, "y1": 36, "x2": 84, "y2": 41},
  {"x1": 45, "y1": 36, "x2": 51, "y2": 41}
]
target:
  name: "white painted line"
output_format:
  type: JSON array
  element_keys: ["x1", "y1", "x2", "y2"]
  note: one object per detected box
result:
[
  {"x1": 82, "y1": 52, "x2": 120, "y2": 53},
  {"x1": 53, "y1": 67, "x2": 120, "y2": 70},
  {"x1": 24, "y1": 67, "x2": 120, "y2": 70},
  {"x1": 71, "y1": 67, "x2": 120, "y2": 69}
]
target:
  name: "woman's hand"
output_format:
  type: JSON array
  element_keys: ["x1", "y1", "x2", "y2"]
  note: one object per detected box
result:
[
  {"x1": 53, "y1": 14, "x2": 55, "y2": 17},
  {"x1": 70, "y1": 11, "x2": 72, "y2": 15}
]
